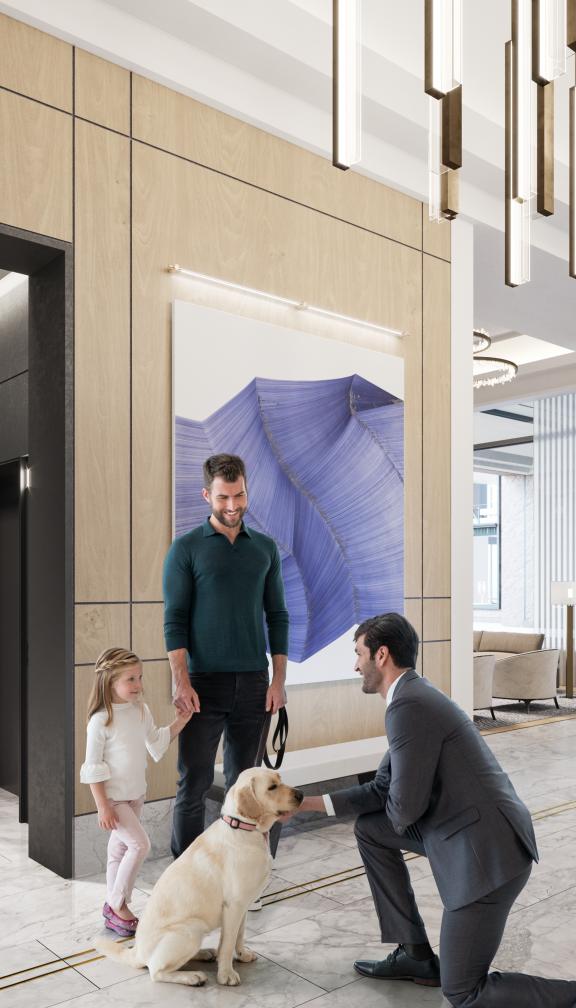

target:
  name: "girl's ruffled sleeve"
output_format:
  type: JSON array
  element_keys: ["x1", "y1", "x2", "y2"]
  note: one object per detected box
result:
[
  {"x1": 143, "y1": 704, "x2": 171, "y2": 762},
  {"x1": 80, "y1": 714, "x2": 111, "y2": 783}
]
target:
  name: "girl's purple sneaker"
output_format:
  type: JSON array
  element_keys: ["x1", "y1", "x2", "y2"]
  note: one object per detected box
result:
[
  {"x1": 105, "y1": 917, "x2": 136, "y2": 938},
  {"x1": 103, "y1": 903, "x2": 138, "y2": 930}
]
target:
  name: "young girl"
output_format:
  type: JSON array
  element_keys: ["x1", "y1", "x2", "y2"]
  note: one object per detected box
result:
[{"x1": 80, "y1": 647, "x2": 192, "y2": 936}]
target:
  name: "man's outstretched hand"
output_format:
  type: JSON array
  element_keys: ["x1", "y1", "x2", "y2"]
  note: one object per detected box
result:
[{"x1": 279, "y1": 795, "x2": 327, "y2": 822}]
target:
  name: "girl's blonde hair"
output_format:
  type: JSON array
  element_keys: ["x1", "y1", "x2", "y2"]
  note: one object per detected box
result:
[{"x1": 87, "y1": 647, "x2": 142, "y2": 726}]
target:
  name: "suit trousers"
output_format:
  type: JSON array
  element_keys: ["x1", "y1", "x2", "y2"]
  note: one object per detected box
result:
[
  {"x1": 171, "y1": 669, "x2": 269, "y2": 858},
  {"x1": 355, "y1": 811, "x2": 576, "y2": 1007}
]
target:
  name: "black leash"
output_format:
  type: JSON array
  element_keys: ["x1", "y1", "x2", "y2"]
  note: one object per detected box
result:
[{"x1": 255, "y1": 707, "x2": 289, "y2": 769}]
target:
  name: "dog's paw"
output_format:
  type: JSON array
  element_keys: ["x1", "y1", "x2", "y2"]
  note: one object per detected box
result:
[
  {"x1": 166, "y1": 970, "x2": 206, "y2": 986},
  {"x1": 217, "y1": 967, "x2": 241, "y2": 986},
  {"x1": 194, "y1": 948, "x2": 217, "y2": 962},
  {"x1": 187, "y1": 971, "x2": 207, "y2": 986},
  {"x1": 235, "y1": 947, "x2": 257, "y2": 963}
]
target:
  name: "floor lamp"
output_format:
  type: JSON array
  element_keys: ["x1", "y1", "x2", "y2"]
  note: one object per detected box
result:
[{"x1": 551, "y1": 582, "x2": 576, "y2": 699}]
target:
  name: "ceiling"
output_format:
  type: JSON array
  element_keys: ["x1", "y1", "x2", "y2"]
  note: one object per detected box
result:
[{"x1": 2, "y1": 0, "x2": 575, "y2": 403}]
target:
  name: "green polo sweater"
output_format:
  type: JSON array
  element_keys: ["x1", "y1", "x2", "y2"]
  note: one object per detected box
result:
[{"x1": 163, "y1": 519, "x2": 289, "y2": 674}]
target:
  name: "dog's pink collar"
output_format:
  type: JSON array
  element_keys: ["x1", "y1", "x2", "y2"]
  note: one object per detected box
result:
[
  {"x1": 221, "y1": 814, "x2": 258, "y2": 832},
  {"x1": 221, "y1": 814, "x2": 270, "y2": 845}
]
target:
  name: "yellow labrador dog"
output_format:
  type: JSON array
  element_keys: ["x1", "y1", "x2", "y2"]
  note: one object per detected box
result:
[{"x1": 96, "y1": 767, "x2": 302, "y2": 987}]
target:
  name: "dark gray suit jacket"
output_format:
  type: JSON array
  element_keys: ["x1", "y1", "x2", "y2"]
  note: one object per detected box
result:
[{"x1": 330, "y1": 669, "x2": 538, "y2": 910}]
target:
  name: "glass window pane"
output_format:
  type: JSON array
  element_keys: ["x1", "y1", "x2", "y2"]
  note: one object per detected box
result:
[{"x1": 473, "y1": 472, "x2": 500, "y2": 609}]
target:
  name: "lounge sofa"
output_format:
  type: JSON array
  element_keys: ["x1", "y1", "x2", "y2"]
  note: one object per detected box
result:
[
  {"x1": 473, "y1": 654, "x2": 496, "y2": 719},
  {"x1": 473, "y1": 630, "x2": 560, "y2": 709},
  {"x1": 473, "y1": 630, "x2": 545, "y2": 660}
]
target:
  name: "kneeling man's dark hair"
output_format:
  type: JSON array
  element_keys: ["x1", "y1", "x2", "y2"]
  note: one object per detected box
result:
[
  {"x1": 355, "y1": 613, "x2": 419, "y2": 669},
  {"x1": 203, "y1": 454, "x2": 246, "y2": 489}
]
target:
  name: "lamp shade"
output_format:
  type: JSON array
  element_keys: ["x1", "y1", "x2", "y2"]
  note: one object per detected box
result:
[{"x1": 551, "y1": 581, "x2": 576, "y2": 605}]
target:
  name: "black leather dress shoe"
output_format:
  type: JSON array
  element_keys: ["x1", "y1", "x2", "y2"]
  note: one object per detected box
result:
[{"x1": 354, "y1": 945, "x2": 441, "y2": 987}]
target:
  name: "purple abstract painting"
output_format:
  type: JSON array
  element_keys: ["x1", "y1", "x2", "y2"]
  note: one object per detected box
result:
[{"x1": 175, "y1": 374, "x2": 403, "y2": 663}]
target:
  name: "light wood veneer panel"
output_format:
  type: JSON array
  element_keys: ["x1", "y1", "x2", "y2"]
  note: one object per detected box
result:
[
  {"x1": 141, "y1": 661, "x2": 178, "y2": 801},
  {"x1": 0, "y1": 12, "x2": 72, "y2": 111},
  {"x1": 0, "y1": 89, "x2": 72, "y2": 241},
  {"x1": 75, "y1": 121, "x2": 130, "y2": 601},
  {"x1": 404, "y1": 598, "x2": 424, "y2": 673},
  {"x1": 133, "y1": 603, "x2": 165, "y2": 660},
  {"x1": 422, "y1": 208, "x2": 451, "y2": 261},
  {"x1": 132, "y1": 75, "x2": 422, "y2": 250},
  {"x1": 403, "y1": 598, "x2": 423, "y2": 639},
  {"x1": 132, "y1": 142, "x2": 422, "y2": 599},
  {"x1": 75, "y1": 664, "x2": 95, "y2": 814},
  {"x1": 423, "y1": 597, "x2": 451, "y2": 641},
  {"x1": 421, "y1": 641, "x2": 451, "y2": 694},
  {"x1": 75, "y1": 604, "x2": 130, "y2": 665},
  {"x1": 286, "y1": 680, "x2": 385, "y2": 750},
  {"x1": 422, "y1": 254, "x2": 451, "y2": 598},
  {"x1": 75, "y1": 49, "x2": 130, "y2": 135}
]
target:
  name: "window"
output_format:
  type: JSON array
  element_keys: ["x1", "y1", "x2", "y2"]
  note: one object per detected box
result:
[{"x1": 473, "y1": 472, "x2": 500, "y2": 609}]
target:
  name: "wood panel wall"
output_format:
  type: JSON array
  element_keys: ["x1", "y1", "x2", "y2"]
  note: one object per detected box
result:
[{"x1": 0, "y1": 13, "x2": 453, "y2": 817}]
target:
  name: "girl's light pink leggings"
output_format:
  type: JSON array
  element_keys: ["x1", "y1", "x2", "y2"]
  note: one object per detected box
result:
[{"x1": 106, "y1": 796, "x2": 151, "y2": 912}]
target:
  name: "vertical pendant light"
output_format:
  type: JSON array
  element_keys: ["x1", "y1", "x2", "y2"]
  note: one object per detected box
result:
[
  {"x1": 533, "y1": 1, "x2": 566, "y2": 217},
  {"x1": 511, "y1": 0, "x2": 533, "y2": 203},
  {"x1": 425, "y1": 0, "x2": 462, "y2": 221},
  {"x1": 442, "y1": 83, "x2": 462, "y2": 169},
  {"x1": 441, "y1": 165, "x2": 459, "y2": 218},
  {"x1": 506, "y1": 40, "x2": 531, "y2": 285},
  {"x1": 333, "y1": 0, "x2": 361, "y2": 170},
  {"x1": 428, "y1": 96, "x2": 446, "y2": 220},
  {"x1": 428, "y1": 94, "x2": 460, "y2": 220},
  {"x1": 570, "y1": 0, "x2": 576, "y2": 49},
  {"x1": 536, "y1": 81, "x2": 555, "y2": 215},
  {"x1": 425, "y1": 0, "x2": 463, "y2": 98},
  {"x1": 533, "y1": 0, "x2": 567, "y2": 83}
]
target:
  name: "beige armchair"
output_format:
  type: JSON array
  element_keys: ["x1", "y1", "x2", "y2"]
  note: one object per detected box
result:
[
  {"x1": 473, "y1": 654, "x2": 496, "y2": 719},
  {"x1": 492, "y1": 649, "x2": 560, "y2": 709}
]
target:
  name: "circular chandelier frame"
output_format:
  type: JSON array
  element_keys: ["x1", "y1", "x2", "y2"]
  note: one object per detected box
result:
[
  {"x1": 473, "y1": 355, "x2": 519, "y2": 389},
  {"x1": 473, "y1": 329, "x2": 492, "y2": 353}
]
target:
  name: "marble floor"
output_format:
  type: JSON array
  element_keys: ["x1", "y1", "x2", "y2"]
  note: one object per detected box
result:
[{"x1": 1, "y1": 718, "x2": 576, "y2": 1007}]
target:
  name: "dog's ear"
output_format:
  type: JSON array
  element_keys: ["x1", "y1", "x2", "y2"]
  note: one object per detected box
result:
[{"x1": 235, "y1": 779, "x2": 262, "y2": 820}]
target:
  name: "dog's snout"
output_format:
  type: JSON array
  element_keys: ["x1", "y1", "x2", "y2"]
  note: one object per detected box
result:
[{"x1": 294, "y1": 789, "x2": 304, "y2": 803}]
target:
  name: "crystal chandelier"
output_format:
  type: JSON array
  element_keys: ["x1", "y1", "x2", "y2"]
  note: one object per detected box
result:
[{"x1": 473, "y1": 330, "x2": 519, "y2": 388}]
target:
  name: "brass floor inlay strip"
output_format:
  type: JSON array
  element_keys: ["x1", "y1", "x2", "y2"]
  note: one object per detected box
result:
[
  {"x1": 2, "y1": 801, "x2": 576, "y2": 988},
  {"x1": 479, "y1": 713, "x2": 576, "y2": 735}
]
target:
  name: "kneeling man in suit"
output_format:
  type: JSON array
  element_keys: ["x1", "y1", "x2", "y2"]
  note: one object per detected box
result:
[{"x1": 294, "y1": 613, "x2": 576, "y2": 1007}]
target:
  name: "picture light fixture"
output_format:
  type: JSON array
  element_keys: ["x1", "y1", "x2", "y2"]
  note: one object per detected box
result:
[{"x1": 167, "y1": 265, "x2": 405, "y2": 338}]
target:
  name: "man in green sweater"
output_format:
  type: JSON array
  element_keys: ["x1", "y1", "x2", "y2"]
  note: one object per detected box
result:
[{"x1": 163, "y1": 453, "x2": 290, "y2": 857}]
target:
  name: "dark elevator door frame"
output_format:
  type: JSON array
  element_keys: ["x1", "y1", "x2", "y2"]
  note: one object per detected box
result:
[{"x1": 0, "y1": 223, "x2": 73, "y2": 877}]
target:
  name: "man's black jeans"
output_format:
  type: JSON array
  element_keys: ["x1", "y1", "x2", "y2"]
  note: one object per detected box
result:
[{"x1": 171, "y1": 669, "x2": 269, "y2": 858}]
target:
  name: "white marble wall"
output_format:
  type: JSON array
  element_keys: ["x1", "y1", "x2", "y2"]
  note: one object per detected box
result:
[
  {"x1": 74, "y1": 780, "x2": 349, "y2": 877},
  {"x1": 74, "y1": 798, "x2": 175, "y2": 877}
]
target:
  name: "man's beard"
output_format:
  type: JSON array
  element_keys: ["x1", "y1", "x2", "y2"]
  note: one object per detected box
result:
[
  {"x1": 213, "y1": 507, "x2": 246, "y2": 528},
  {"x1": 361, "y1": 665, "x2": 381, "y2": 694}
]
